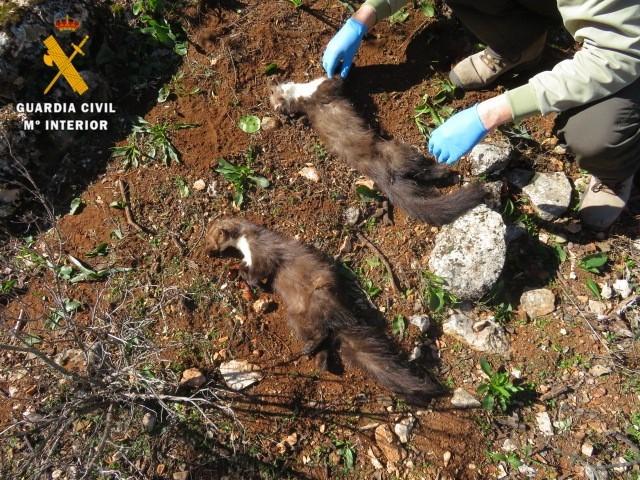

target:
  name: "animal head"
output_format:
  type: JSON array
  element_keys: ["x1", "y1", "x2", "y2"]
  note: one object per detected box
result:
[
  {"x1": 270, "y1": 78, "x2": 338, "y2": 115},
  {"x1": 205, "y1": 218, "x2": 243, "y2": 255}
]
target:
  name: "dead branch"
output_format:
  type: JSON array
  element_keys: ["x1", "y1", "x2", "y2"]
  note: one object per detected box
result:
[
  {"x1": 117, "y1": 179, "x2": 152, "y2": 235},
  {"x1": 80, "y1": 403, "x2": 113, "y2": 480},
  {"x1": 356, "y1": 232, "x2": 401, "y2": 293}
]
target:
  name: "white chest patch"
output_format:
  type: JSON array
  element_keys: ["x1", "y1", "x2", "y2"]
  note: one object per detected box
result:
[
  {"x1": 234, "y1": 235, "x2": 253, "y2": 267},
  {"x1": 280, "y1": 77, "x2": 325, "y2": 101}
]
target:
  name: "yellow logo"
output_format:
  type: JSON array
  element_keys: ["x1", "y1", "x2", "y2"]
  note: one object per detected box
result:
[{"x1": 43, "y1": 35, "x2": 90, "y2": 96}]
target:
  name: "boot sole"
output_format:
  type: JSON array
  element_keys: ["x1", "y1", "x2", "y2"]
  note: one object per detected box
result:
[{"x1": 449, "y1": 55, "x2": 543, "y2": 92}]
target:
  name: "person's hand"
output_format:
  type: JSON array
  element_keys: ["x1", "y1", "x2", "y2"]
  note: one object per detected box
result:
[
  {"x1": 428, "y1": 105, "x2": 489, "y2": 165},
  {"x1": 322, "y1": 18, "x2": 367, "y2": 78}
]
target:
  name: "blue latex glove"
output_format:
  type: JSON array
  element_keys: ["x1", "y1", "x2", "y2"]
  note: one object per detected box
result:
[
  {"x1": 428, "y1": 105, "x2": 489, "y2": 165},
  {"x1": 322, "y1": 18, "x2": 367, "y2": 78}
]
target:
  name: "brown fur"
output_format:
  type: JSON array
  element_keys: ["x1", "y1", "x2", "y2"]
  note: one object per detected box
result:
[
  {"x1": 270, "y1": 78, "x2": 485, "y2": 225},
  {"x1": 206, "y1": 218, "x2": 443, "y2": 405}
]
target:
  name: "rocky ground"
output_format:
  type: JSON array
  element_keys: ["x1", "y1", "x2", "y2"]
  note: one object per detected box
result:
[{"x1": 1, "y1": 1, "x2": 639, "y2": 479}]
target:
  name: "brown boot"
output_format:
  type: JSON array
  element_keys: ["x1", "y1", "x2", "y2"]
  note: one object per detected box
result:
[
  {"x1": 579, "y1": 176, "x2": 633, "y2": 231},
  {"x1": 449, "y1": 34, "x2": 546, "y2": 90}
]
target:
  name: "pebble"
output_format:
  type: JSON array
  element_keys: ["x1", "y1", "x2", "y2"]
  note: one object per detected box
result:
[
  {"x1": 142, "y1": 412, "x2": 156, "y2": 432},
  {"x1": 443, "y1": 311, "x2": 509, "y2": 354},
  {"x1": 589, "y1": 365, "x2": 612, "y2": 377},
  {"x1": 536, "y1": 411, "x2": 554, "y2": 436},
  {"x1": 179, "y1": 368, "x2": 206, "y2": 389},
  {"x1": 443, "y1": 451, "x2": 452, "y2": 467},
  {"x1": 588, "y1": 300, "x2": 607, "y2": 316},
  {"x1": 298, "y1": 166, "x2": 320, "y2": 183},
  {"x1": 261, "y1": 116, "x2": 281, "y2": 131},
  {"x1": 192, "y1": 179, "x2": 206, "y2": 191},
  {"x1": 344, "y1": 206, "x2": 360, "y2": 226},
  {"x1": 393, "y1": 416, "x2": 416, "y2": 444},
  {"x1": 522, "y1": 172, "x2": 572, "y2": 221},
  {"x1": 600, "y1": 283, "x2": 613, "y2": 300},
  {"x1": 613, "y1": 279, "x2": 632, "y2": 299},
  {"x1": 252, "y1": 297, "x2": 274, "y2": 314},
  {"x1": 581, "y1": 440, "x2": 594, "y2": 457},
  {"x1": 502, "y1": 438, "x2": 517, "y2": 452},
  {"x1": 219, "y1": 360, "x2": 263, "y2": 390},
  {"x1": 409, "y1": 314, "x2": 430, "y2": 333},
  {"x1": 173, "y1": 472, "x2": 189, "y2": 480},
  {"x1": 374, "y1": 424, "x2": 406, "y2": 464},
  {"x1": 467, "y1": 142, "x2": 512, "y2": 176},
  {"x1": 450, "y1": 388, "x2": 481, "y2": 409},
  {"x1": 520, "y1": 289, "x2": 555, "y2": 318}
]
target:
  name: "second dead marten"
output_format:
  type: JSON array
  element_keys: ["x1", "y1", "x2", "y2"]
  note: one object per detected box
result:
[
  {"x1": 270, "y1": 77, "x2": 485, "y2": 226},
  {"x1": 206, "y1": 218, "x2": 442, "y2": 405}
]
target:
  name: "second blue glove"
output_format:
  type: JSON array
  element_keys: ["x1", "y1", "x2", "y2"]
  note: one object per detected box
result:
[
  {"x1": 322, "y1": 18, "x2": 367, "y2": 78},
  {"x1": 428, "y1": 105, "x2": 489, "y2": 165}
]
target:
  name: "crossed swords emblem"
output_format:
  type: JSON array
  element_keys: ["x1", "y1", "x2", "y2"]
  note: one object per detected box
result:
[{"x1": 42, "y1": 34, "x2": 90, "y2": 95}]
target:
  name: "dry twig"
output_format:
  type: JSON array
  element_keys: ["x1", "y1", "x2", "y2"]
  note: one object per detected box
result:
[{"x1": 356, "y1": 232, "x2": 401, "y2": 293}]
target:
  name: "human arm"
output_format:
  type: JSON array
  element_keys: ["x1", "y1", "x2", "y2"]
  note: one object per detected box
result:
[{"x1": 428, "y1": 94, "x2": 513, "y2": 165}]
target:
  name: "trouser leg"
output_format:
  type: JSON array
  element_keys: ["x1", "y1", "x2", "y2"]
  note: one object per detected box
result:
[
  {"x1": 445, "y1": 0, "x2": 560, "y2": 58},
  {"x1": 556, "y1": 78, "x2": 640, "y2": 184}
]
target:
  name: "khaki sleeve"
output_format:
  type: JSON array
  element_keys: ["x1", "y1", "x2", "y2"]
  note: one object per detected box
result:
[
  {"x1": 521, "y1": 0, "x2": 640, "y2": 117},
  {"x1": 363, "y1": 0, "x2": 408, "y2": 20}
]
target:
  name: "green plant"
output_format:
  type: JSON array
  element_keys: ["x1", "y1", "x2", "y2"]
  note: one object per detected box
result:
[
  {"x1": 264, "y1": 62, "x2": 279, "y2": 75},
  {"x1": 46, "y1": 298, "x2": 82, "y2": 330},
  {"x1": 133, "y1": 0, "x2": 187, "y2": 55},
  {"x1": 1, "y1": 279, "x2": 16, "y2": 295},
  {"x1": 215, "y1": 149, "x2": 269, "y2": 208},
  {"x1": 175, "y1": 176, "x2": 190, "y2": 198},
  {"x1": 86, "y1": 242, "x2": 109, "y2": 258},
  {"x1": 579, "y1": 252, "x2": 608, "y2": 274},
  {"x1": 414, "y1": 93, "x2": 453, "y2": 136},
  {"x1": 131, "y1": 117, "x2": 198, "y2": 166},
  {"x1": 422, "y1": 271, "x2": 457, "y2": 313},
  {"x1": 585, "y1": 278, "x2": 601, "y2": 300},
  {"x1": 238, "y1": 115, "x2": 261, "y2": 134},
  {"x1": 69, "y1": 197, "x2": 84, "y2": 215},
  {"x1": 288, "y1": 0, "x2": 304, "y2": 7},
  {"x1": 158, "y1": 71, "x2": 201, "y2": 102},
  {"x1": 389, "y1": 7, "x2": 409, "y2": 23},
  {"x1": 418, "y1": 0, "x2": 436, "y2": 17},
  {"x1": 333, "y1": 439, "x2": 356, "y2": 473},
  {"x1": 111, "y1": 136, "x2": 143, "y2": 169},
  {"x1": 627, "y1": 412, "x2": 640, "y2": 444},
  {"x1": 392, "y1": 314, "x2": 406, "y2": 339},
  {"x1": 477, "y1": 358, "x2": 524, "y2": 412},
  {"x1": 59, "y1": 255, "x2": 131, "y2": 284},
  {"x1": 493, "y1": 302, "x2": 513, "y2": 325},
  {"x1": 487, "y1": 451, "x2": 522, "y2": 470}
]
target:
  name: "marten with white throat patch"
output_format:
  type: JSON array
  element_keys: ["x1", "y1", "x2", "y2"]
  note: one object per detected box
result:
[
  {"x1": 270, "y1": 77, "x2": 484, "y2": 226},
  {"x1": 206, "y1": 218, "x2": 443, "y2": 405}
]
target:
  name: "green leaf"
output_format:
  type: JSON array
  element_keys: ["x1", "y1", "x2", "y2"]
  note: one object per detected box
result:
[
  {"x1": 175, "y1": 177, "x2": 190, "y2": 198},
  {"x1": 419, "y1": 0, "x2": 435, "y2": 17},
  {"x1": 249, "y1": 175, "x2": 270, "y2": 188},
  {"x1": 111, "y1": 228, "x2": 124, "y2": 240},
  {"x1": 158, "y1": 84, "x2": 171, "y2": 103},
  {"x1": 69, "y1": 197, "x2": 85, "y2": 215},
  {"x1": 174, "y1": 41, "x2": 188, "y2": 56},
  {"x1": 342, "y1": 447, "x2": 355, "y2": 471},
  {"x1": 579, "y1": 252, "x2": 608, "y2": 274},
  {"x1": 86, "y1": 242, "x2": 109, "y2": 258},
  {"x1": 64, "y1": 299, "x2": 82, "y2": 312},
  {"x1": 238, "y1": 115, "x2": 261, "y2": 134},
  {"x1": 480, "y1": 358, "x2": 494, "y2": 377},
  {"x1": 109, "y1": 201, "x2": 125, "y2": 210},
  {"x1": 389, "y1": 7, "x2": 409, "y2": 23},
  {"x1": 553, "y1": 244, "x2": 567, "y2": 263},
  {"x1": 1, "y1": 279, "x2": 16, "y2": 294},
  {"x1": 356, "y1": 185, "x2": 379, "y2": 202},
  {"x1": 264, "y1": 62, "x2": 278, "y2": 75},
  {"x1": 233, "y1": 189, "x2": 244, "y2": 208},
  {"x1": 585, "y1": 278, "x2": 602, "y2": 300},
  {"x1": 392, "y1": 315, "x2": 406, "y2": 338},
  {"x1": 481, "y1": 394, "x2": 495, "y2": 411}
]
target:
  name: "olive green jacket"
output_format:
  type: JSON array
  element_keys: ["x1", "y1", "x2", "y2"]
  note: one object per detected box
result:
[{"x1": 364, "y1": 0, "x2": 640, "y2": 122}]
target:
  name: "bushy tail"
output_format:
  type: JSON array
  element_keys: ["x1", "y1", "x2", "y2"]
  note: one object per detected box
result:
[
  {"x1": 384, "y1": 180, "x2": 486, "y2": 226},
  {"x1": 336, "y1": 322, "x2": 444, "y2": 405}
]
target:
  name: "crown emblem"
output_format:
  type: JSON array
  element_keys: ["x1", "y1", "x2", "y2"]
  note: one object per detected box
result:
[{"x1": 54, "y1": 15, "x2": 81, "y2": 33}]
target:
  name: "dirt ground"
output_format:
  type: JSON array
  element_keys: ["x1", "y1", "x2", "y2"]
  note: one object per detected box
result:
[{"x1": 1, "y1": 1, "x2": 640, "y2": 479}]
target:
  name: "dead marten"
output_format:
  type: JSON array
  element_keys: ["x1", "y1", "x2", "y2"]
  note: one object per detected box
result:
[
  {"x1": 206, "y1": 218, "x2": 443, "y2": 405},
  {"x1": 270, "y1": 77, "x2": 485, "y2": 226}
]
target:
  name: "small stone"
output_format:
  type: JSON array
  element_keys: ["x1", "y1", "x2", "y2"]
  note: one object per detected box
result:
[
  {"x1": 142, "y1": 412, "x2": 156, "y2": 432},
  {"x1": 51, "y1": 470, "x2": 63, "y2": 480},
  {"x1": 553, "y1": 145, "x2": 567, "y2": 155},
  {"x1": 409, "y1": 345, "x2": 422, "y2": 362},
  {"x1": 443, "y1": 311, "x2": 509, "y2": 354},
  {"x1": 581, "y1": 440, "x2": 594, "y2": 457},
  {"x1": 497, "y1": 464, "x2": 508, "y2": 479},
  {"x1": 451, "y1": 388, "x2": 481, "y2": 409},
  {"x1": 502, "y1": 438, "x2": 517, "y2": 452},
  {"x1": 298, "y1": 166, "x2": 320, "y2": 183},
  {"x1": 367, "y1": 447, "x2": 384, "y2": 470},
  {"x1": 613, "y1": 279, "x2": 632, "y2": 299},
  {"x1": 520, "y1": 289, "x2": 555, "y2": 318},
  {"x1": 192, "y1": 179, "x2": 206, "y2": 191},
  {"x1": 252, "y1": 297, "x2": 274, "y2": 314},
  {"x1": 443, "y1": 451, "x2": 452, "y2": 467},
  {"x1": 588, "y1": 300, "x2": 607, "y2": 316},
  {"x1": 374, "y1": 424, "x2": 405, "y2": 464},
  {"x1": 589, "y1": 365, "x2": 612, "y2": 377},
  {"x1": 173, "y1": 472, "x2": 189, "y2": 480},
  {"x1": 180, "y1": 368, "x2": 206, "y2": 389},
  {"x1": 429, "y1": 205, "x2": 506, "y2": 300},
  {"x1": 600, "y1": 283, "x2": 613, "y2": 300},
  {"x1": 468, "y1": 142, "x2": 512, "y2": 176},
  {"x1": 536, "y1": 411, "x2": 554, "y2": 436},
  {"x1": 393, "y1": 416, "x2": 416, "y2": 444},
  {"x1": 344, "y1": 206, "x2": 360, "y2": 226},
  {"x1": 505, "y1": 168, "x2": 534, "y2": 189},
  {"x1": 409, "y1": 314, "x2": 430, "y2": 333},
  {"x1": 613, "y1": 457, "x2": 629, "y2": 473},
  {"x1": 261, "y1": 116, "x2": 281, "y2": 131},
  {"x1": 584, "y1": 464, "x2": 609, "y2": 480},
  {"x1": 522, "y1": 172, "x2": 572, "y2": 221},
  {"x1": 483, "y1": 180, "x2": 504, "y2": 210},
  {"x1": 219, "y1": 360, "x2": 263, "y2": 390}
]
